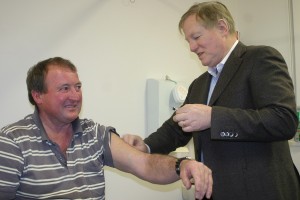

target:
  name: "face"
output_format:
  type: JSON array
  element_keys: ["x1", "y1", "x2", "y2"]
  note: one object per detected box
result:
[
  {"x1": 33, "y1": 65, "x2": 82, "y2": 125},
  {"x1": 182, "y1": 14, "x2": 227, "y2": 67}
]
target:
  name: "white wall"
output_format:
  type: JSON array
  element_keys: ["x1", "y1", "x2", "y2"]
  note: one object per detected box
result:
[
  {"x1": 0, "y1": 0, "x2": 298, "y2": 199},
  {"x1": 234, "y1": 0, "x2": 299, "y2": 107},
  {"x1": 0, "y1": 1, "x2": 206, "y2": 199}
]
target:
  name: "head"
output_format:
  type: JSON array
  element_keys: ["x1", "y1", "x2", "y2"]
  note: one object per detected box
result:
[
  {"x1": 27, "y1": 57, "x2": 82, "y2": 123},
  {"x1": 27, "y1": 57, "x2": 78, "y2": 105},
  {"x1": 179, "y1": 1, "x2": 237, "y2": 67}
]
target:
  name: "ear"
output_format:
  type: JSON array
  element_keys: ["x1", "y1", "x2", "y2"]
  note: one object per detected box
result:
[
  {"x1": 216, "y1": 19, "x2": 229, "y2": 35},
  {"x1": 31, "y1": 90, "x2": 43, "y2": 105}
]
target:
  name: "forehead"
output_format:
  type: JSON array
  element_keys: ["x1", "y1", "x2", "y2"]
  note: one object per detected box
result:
[
  {"x1": 182, "y1": 15, "x2": 205, "y2": 36},
  {"x1": 45, "y1": 64, "x2": 79, "y2": 80},
  {"x1": 46, "y1": 64, "x2": 75, "y2": 74}
]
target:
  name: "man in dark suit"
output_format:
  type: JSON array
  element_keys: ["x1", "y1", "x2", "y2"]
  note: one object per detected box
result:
[{"x1": 123, "y1": 1, "x2": 300, "y2": 199}]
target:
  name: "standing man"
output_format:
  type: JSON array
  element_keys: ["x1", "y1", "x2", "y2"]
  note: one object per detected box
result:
[
  {"x1": 0, "y1": 57, "x2": 212, "y2": 199},
  {"x1": 123, "y1": 1, "x2": 300, "y2": 199}
]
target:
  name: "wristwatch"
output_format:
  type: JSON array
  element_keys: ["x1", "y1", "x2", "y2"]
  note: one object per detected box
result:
[{"x1": 175, "y1": 156, "x2": 191, "y2": 175}]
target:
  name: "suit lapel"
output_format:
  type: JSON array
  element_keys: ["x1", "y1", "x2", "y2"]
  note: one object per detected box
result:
[
  {"x1": 201, "y1": 73, "x2": 212, "y2": 104},
  {"x1": 208, "y1": 42, "x2": 246, "y2": 105}
]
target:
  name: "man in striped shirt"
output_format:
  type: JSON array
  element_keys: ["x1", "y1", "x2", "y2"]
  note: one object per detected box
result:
[{"x1": 0, "y1": 57, "x2": 213, "y2": 200}]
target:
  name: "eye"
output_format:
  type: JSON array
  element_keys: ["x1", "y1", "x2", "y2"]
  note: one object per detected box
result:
[
  {"x1": 193, "y1": 35, "x2": 201, "y2": 40},
  {"x1": 59, "y1": 85, "x2": 70, "y2": 92},
  {"x1": 75, "y1": 83, "x2": 82, "y2": 92}
]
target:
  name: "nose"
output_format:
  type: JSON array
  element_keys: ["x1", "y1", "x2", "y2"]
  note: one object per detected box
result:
[
  {"x1": 69, "y1": 87, "x2": 82, "y2": 100},
  {"x1": 189, "y1": 40, "x2": 198, "y2": 52}
]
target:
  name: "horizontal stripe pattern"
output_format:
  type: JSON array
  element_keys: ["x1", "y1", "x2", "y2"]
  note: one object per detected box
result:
[{"x1": 0, "y1": 111, "x2": 114, "y2": 199}]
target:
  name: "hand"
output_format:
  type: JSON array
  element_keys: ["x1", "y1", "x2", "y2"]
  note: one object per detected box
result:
[
  {"x1": 180, "y1": 160, "x2": 213, "y2": 200},
  {"x1": 122, "y1": 134, "x2": 148, "y2": 153},
  {"x1": 173, "y1": 104, "x2": 212, "y2": 132}
]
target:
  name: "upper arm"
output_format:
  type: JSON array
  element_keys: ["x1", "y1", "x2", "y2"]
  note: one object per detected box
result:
[{"x1": 110, "y1": 133, "x2": 146, "y2": 176}]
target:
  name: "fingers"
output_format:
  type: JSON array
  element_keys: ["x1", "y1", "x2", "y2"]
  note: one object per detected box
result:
[
  {"x1": 121, "y1": 134, "x2": 148, "y2": 153},
  {"x1": 172, "y1": 106, "x2": 192, "y2": 129},
  {"x1": 205, "y1": 171, "x2": 213, "y2": 199},
  {"x1": 180, "y1": 160, "x2": 213, "y2": 200},
  {"x1": 173, "y1": 111, "x2": 185, "y2": 123},
  {"x1": 173, "y1": 104, "x2": 212, "y2": 132},
  {"x1": 178, "y1": 120, "x2": 186, "y2": 128},
  {"x1": 177, "y1": 120, "x2": 193, "y2": 132},
  {"x1": 122, "y1": 134, "x2": 136, "y2": 146},
  {"x1": 172, "y1": 104, "x2": 188, "y2": 123},
  {"x1": 193, "y1": 165, "x2": 213, "y2": 199}
]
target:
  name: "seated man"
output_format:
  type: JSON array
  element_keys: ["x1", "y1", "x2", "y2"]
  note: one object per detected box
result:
[{"x1": 0, "y1": 57, "x2": 212, "y2": 200}]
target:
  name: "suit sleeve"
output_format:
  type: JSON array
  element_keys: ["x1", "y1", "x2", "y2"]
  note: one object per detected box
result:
[
  {"x1": 144, "y1": 117, "x2": 192, "y2": 154},
  {"x1": 211, "y1": 46, "x2": 298, "y2": 141}
]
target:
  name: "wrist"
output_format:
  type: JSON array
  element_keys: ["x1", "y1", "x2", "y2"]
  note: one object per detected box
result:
[{"x1": 175, "y1": 156, "x2": 191, "y2": 176}]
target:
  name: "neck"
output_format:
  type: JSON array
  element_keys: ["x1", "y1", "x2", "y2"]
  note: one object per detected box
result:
[{"x1": 42, "y1": 120, "x2": 74, "y2": 155}]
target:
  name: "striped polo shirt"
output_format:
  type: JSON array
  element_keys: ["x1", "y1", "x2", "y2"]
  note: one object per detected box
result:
[{"x1": 0, "y1": 108, "x2": 115, "y2": 199}]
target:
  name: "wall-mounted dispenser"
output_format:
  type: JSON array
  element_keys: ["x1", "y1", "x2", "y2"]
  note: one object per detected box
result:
[
  {"x1": 146, "y1": 77, "x2": 196, "y2": 200},
  {"x1": 146, "y1": 77, "x2": 187, "y2": 135},
  {"x1": 145, "y1": 77, "x2": 194, "y2": 158}
]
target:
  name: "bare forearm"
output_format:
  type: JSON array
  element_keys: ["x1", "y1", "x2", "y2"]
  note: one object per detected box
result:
[
  {"x1": 112, "y1": 133, "x2": 178, "y2": 184},
  {"x1": 138, "y1": 154, "x2": 213, "y2": 200},
  {"x1": 140, "y1": 154, "x2": 178, "y2": 184},
  {"x1": 112, "y1": 133, "x2": 213, "y2": 199}
]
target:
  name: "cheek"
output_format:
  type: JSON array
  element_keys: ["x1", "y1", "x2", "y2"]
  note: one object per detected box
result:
[
  {"x1": 55, "y1": 94, "x2": 70, "y2": 104},
  {"x1": 78, "y1": 92, "x2": 83, "y2": 101},
  {"x1": 205, "y1": 37, "x2": 222, "y2": 55}
]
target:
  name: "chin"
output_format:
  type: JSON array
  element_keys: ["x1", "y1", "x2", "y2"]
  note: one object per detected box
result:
[{"x1": 67, "y1": 112, "x2": 80, "y2": 120}]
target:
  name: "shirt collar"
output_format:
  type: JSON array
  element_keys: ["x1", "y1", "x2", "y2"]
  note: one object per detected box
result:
[
  {"x1": 208, "y1": 40, "x2": 238, "y2": 77},
  {"x1": 32, "y1": 107, "x2": 83, "y2": 141}
]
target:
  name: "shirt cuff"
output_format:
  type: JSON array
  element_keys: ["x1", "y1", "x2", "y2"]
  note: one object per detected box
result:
[{"x1": 145, "y1": 144, "x2": 151, "y2": 153}]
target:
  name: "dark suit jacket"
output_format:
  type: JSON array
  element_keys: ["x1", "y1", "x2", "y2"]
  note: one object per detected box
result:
[{"x1": 145, "y1": 42, "x2": 300, "y2": 200}]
